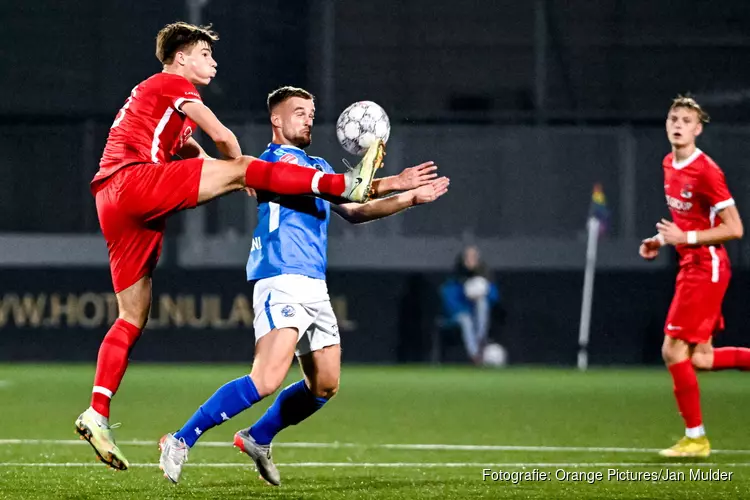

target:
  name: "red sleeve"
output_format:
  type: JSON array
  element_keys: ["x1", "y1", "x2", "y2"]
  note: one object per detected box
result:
[
  {"x1": 703, "y1": 162, "x2": 734, "y2": 210},
  {"x1": 161, "y1": 77, "x2": 203, "y2": 113}
]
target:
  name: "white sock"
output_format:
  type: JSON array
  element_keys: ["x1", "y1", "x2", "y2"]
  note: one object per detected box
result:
[
  {"x1": 685, "y1": 425, "x2": 705, "y2": 439},
  {"x1": 311, "y1": 171, "x2": 323, "y2": 195},
  {"x1": 342, "y1": 171, "x2": 352, "y2": 195},
  {"x1": 88, "y1": 406, "x2": 108, "y2": 423}
]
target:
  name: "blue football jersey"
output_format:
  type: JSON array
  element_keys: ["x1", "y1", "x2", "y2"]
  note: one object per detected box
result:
[{"x1": 246, "y1": 144, "x2": 335, "y2": 281}]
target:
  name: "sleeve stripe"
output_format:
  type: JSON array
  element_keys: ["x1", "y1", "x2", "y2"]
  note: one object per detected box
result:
[
  {"x1": 311, "y1": 171, "x2": 323, "y2": 195},
  {"x1": 714, "y1": 198, "x2": 735, "y2": 211},
  {"x1": 174, "y1": 97, "x2": 202, "y2": 113}
]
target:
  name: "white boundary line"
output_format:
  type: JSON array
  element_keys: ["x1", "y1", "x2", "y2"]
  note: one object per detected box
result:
[
  {"x1": 0, "y1": 462, "x2": 748, "y2": 468},
  {"x1": 2, "y1": 439, "x2": 750, "y2": 455}
]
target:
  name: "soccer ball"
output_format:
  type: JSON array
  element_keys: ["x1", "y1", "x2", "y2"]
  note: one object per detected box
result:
[
  {"x1": 336, "y1": 101, "x2": 391, "y2": 156},
  {"x1": 482, "y1": 343, "x2": 507, "y2": 367},
  {"x1": 463, "y1": 276, "x2": 490, "y2": 301}
]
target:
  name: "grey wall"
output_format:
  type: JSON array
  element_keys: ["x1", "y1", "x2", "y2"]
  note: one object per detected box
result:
[
  {"x1": 0, "y1": 0, "x2": 308, "y2": 116},
  {"x1": 4, "y1": 122, "x2": 750, "y2": 238},
  {"x1": 4, "y1": 1, "x2": 750, "y2": 270},
  {"x1": 3, "y1": 1, "x2": 750, "y2": 120}
]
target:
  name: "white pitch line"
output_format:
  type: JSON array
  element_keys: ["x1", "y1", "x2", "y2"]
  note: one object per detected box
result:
[
  {"x1": 2, "y1": 439, "x2": 750, "y2": 455},
  {"x1": 0, "y1": 462, "x2": 749, "y2": 468}
]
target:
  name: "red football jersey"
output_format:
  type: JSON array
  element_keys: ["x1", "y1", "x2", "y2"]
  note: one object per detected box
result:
[
  {"x1": 663, "y1": 148, "x2": 735, "y2": 268},
  {"x1": 94, "y1": 73, "x2": 202, "y2": 184}
]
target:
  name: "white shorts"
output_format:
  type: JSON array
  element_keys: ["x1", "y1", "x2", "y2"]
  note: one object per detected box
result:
[{"x1": 252, "y1": 274, "x2": 340, "y2": 356}]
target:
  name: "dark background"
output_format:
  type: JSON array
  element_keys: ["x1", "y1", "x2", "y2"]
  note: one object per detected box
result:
[{"x1": 3, "y1": 1, "x2": 750, "y2": 364}]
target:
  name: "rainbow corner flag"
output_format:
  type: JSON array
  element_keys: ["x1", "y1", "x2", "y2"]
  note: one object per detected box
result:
[{"x1": 589, "y1": 183, "x2": 609, "y2": 235}]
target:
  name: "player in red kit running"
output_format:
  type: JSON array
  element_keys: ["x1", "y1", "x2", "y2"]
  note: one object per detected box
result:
[
  {"x1": 640, "y1": 96, "x2": 746, "y2": 457},
  {"x1": 74, "y1": 22, "x2": 384, "y2": 470}
]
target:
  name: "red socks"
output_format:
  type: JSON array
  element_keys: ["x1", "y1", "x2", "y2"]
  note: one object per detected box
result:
[
  {"x1": 668, "y1": 359, "x2": 703, "y2": 429},
  {"x1": 665, "y1": 348, "x2": 750, "y2": 433},
  {"x1": 712, "y1": 347, "x2": 750, "y2": 371},
  {"x1": 245, "y1": 160, "x2": 346, "y2": 197},
  {"x1": 90, "y1": 319, "x2": 142, "y2": 418}
]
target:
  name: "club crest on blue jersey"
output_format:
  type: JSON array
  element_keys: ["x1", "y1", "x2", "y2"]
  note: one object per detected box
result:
[
  {"x1": 281, "y1": 305, "x2": 296, "y2": 318},
  {"x1": 278, "y1": 152, "x2": 300, "y2": 164}
]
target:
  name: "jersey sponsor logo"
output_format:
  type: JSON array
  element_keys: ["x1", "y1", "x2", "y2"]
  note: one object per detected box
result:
[
  {"x1": 666, "y1": 324, "x2": 682, "y2": 331},
  {"x1": 666, "y1": 195, "x2": 693, "y2": 212},
  {"x1": 281, "y1": 305, "x2": 296, "y2": 317},
  {"x1": 251, "y1": 237, "x2": 263, "y2": 252},
  {"x1": 681, "y1": 184, "x2": 693, "y2": 199},
  {"x1": 279, "y1": 152, "x2": 300, "y2": 164}
]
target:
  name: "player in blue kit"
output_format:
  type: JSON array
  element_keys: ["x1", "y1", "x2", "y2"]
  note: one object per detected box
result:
[{"x1": 158, "y1": 86, "x2": 450, "y2": 484}]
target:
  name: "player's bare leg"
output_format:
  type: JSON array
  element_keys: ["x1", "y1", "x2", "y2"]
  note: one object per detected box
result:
[
  {"x1": 236, "y1": 343, "x2": 341, "y2": 486},
  {"x1": 691, "y1": 341, "x2": 715, "y2": 371},
  {"x1": 197, "y1": 141, "x2": 384, "y2": 205},
  {"x1": 250, "y1": 327, "x2": 300, "y2": 398},
  {"x1": 75, "y1": 276, "x2": 152, "y2": 470},
  {"x1": 229, "y1": 327, "x2": 299, "y2": 486},
  {"x1": 659, "y1": 336, "x2": 710, "y2": 457},
  {"x1": 693, "y1": 339, "x2": 750, "y2": 371},
  {"x1": 299, "y1": 344, "x2": 341, "y2": 401},
  {"x1": 160, "y1": 327, "x2": 297, "y2": 483}
]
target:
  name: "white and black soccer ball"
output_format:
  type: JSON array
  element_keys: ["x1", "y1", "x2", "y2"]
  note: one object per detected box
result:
[
  {"x1": 336, "y1": 101, "x2": 391, "y2": 156},
  {"x1": 482, "y1": 343, "x2": 507, "y2": 368},
  {"x1": 464, "y1": 276, "x2": 490, "y2": 301}
]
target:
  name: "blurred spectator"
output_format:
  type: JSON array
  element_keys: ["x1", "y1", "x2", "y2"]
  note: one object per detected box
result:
[{"x1": 439, "y1": 246, "x2": 500, "y2": 364}]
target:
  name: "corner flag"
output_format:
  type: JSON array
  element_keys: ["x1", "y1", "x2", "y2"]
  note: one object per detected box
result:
[{"x1": 578, "y1": 183, "x2": 608, "y2": 371}]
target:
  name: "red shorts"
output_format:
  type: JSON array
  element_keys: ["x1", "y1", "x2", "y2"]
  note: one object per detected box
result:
[
  {"x1": 93, "y1": 159, "x2": 204, "y2": 293},
  {"x1": 664, "y1": 264, "x2": 731, "y2": 344}
]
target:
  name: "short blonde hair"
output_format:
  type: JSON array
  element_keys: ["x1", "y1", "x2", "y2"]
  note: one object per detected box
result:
[{"x1": 669, "y1": 94, "x2": 710, "y2": 124}]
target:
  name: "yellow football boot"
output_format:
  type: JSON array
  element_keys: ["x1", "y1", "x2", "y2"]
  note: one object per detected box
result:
[
  {"x1": 74, "y1": 408, "x2": 130, "y2": 470},
  {"x1": 659, "y1": 436, "x2": 711, "y2": 458}
]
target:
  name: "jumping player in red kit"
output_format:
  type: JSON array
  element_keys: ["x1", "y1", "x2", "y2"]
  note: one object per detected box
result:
[
  {"x1": 74, "y1": 21, "x2": 384, "y2": 470},
  {"x1": 640, "y1": 96, "x2": 747, "y2": 457}
]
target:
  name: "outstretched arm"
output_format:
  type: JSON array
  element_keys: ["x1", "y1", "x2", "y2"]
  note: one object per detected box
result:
[
  {"x1": 370, "y1": 162, "x2": 438, "y2": 198},
  {"x1": 331, "y1": 177, "x2": 449, "y2": 224}
]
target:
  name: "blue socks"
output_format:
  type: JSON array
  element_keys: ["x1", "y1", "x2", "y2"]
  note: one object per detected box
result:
[
  {"x1": 249, "y1": 380, "x2": 328, "y2": 445},
  {"x1": 175, "y1": 375, "x2": 261, "y2": 447},
  {"x1": 173, "y1": 377, "x2": 328, "y2": 448}
]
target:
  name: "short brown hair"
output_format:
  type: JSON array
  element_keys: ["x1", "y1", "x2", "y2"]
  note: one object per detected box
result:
[
  {"x1": 267, "y1": 86, "x2": 315, "y2": 114},
  {"x1": 669, "y1": 94, "x2": 710, "y2": 124},
  {"x1": 156, "y1": 22, "x2": 219, "y2": 65}
]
